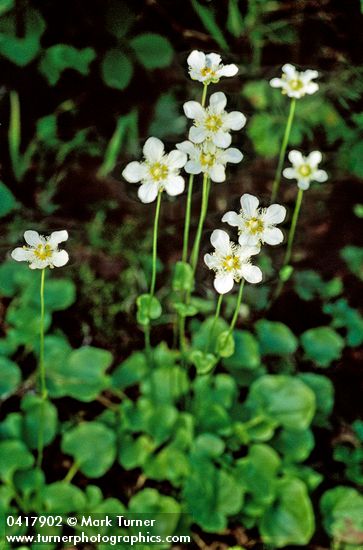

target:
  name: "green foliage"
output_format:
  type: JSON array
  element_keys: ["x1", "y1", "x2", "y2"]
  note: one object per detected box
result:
[
  {"x1": 301, "y1": 326, "x2": 345, "y2": 367},
  {"x1": 62, "y1": 422, "x2": 117, "y2": 478},
  {"x1": 0, "y1": 440, "x2": 34, "y2": 482},
  {"x1": 334, "y1": 421, "x2": 363, "y2": 485},
  {"x1": 0, "y1": 181, "x2": 17, "y2": 217},
  {"x1": 223, "y1": 329, "x2": 261, "y2": 370},
  {"x1": 0, "y1": 8, "x2": 45, "y2": 65},
  {"x1": 190, "y1": 0, "x2": 229, "y2": 50},
  {"x1": 255, "y1": 319, "x2": 298, "y2": 356},
  {"x1": 136, "y1": 293, "x2": 162, "y2": 325},
  {"x1": 39, "y1": 45, "x2": 96, "y2": 85},
  {"x1": 294, "y1": 270, "x2": 343, "y2": 301},
  {"x1": 324, "y1": 299, "x2": 363, "y2": 347},
  {"x1": 101, "y1": 49, "x2": 133, "y2": 90},
  {"x1": 130, "y1": 33, "x2": 174, "y2": 69},
  {"x1": 0, "y1": 356, "x2": 21, "y2": 398},
  {"x1": 320, "y1": 487, "x2": 363, "y2": 547},
  {"x1": 21, "y1": 394, "x2": 58, "y2": 449},
  {"x1": 341, "y1": 245, "x2": 363, "y2": 280}
]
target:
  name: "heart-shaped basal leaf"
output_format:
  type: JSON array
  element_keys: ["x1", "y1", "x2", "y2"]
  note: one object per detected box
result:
[
  {"x1": 216, "y1": 330, "x2": 235, "y2": 358},
  {"x1": 39, "y1": 44, "x2": 96, "y2": 85},
  {"x1": 260, "y1": 477, "x2": 314, "y2": 547},
  {"x1": 247, "y1": 375, "x2": 316, "y2": 430},
  {"x1": 62, "y1": 421, "x2": 117, "y2": 478},
  {"x1": 0, "y1": 8, "x2": 45, "y2": 65},
  {"x1": 136, "y1": 294, "x2": 162, "y2": 325},
  {"x1": 111, "y1": 351, "x2": 148, "y2": 390},
  {"x1": 0, "y1": 440, "x2": 34, "y2": 483},
  {"x1": 14, "y1": 468, "x2": 45, "y2": 501},
  {"x1": 172, "y1": 261, "x2": 194, "y2": 292},
  {"x1": 0, "y1": 356, "x2": 21, "y2": 398},
  {"x1": 42, "y1": 481, "x2": 86, "y2": 513},
  {"x1": 130, "y1": 33, "x2": 173, "y2": 69},
  {"x1": 20, "y1": 394, "x2": 58, "y2": 450},
  {"x1": 128, "y1": 488, "x2": 180, "y2": 537},
  {"x1": 119, "y1": 434, "x2": 156, "y2": 470},
  {"x1": 301, "y1": 326, "x2": 345, "y2": 367},
  {"x1": 236, "y1": 444, "x2": 280, "y2": 507},
  {"x1": 223, "y1": 330, "x2": 261, "y2": 370},
  {"x1": 189, "y1": 350, "x2": 216, "y2": 374},
  {"x1": 255, "y1": 320, "x2": 298, "y2": 356},
  {"x1": 141, "y1": 365, "x2": 189, "y2": 403},
  {"x1": 46, "y1": 339, "x2": 112, "y2": 401},
  {"x1": 101, "y1": 49, "x2": 133, "y2": 90}
]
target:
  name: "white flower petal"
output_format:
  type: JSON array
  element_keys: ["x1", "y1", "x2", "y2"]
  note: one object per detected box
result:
[
  {"x1": 224, "y1": 111, "x2": 246, "y2": 131},
  {"x1": 263, "y1": 227, "x2": 284, "y2": 245},
  {"x1": 143, "y1": 137, "x2": 164, "y2": 162},
  {"x1": 305, "y1": 82, "x2": 319, "y2": 95},
  {"x1": 302, "y1": 69, "x2": 319, "y2": 81},
  {"x1": 209, "y1": 92, "x2": 227, "y2": 114},
  {"x1": 298, "y1": 180, "x2": 310, "y2": 190},
  {"x1": 211, "y1": 229, "x2": 230, "y2": 255},
  {"x1": 176, "y1": 141, "x2": 196, "y2": 156},
  {"x1": 241, "y1": 264, "x2": 262, "y2": 284},
  {"x1": 218, "y1": 64, "x2": 238, "y2": 77},
  {"x1": 308, "y1": 151, "x2": 322, "y2": 167},
  {"x1": 283, "y1": 167, "x2": 298, "y2": 180},
  {"x1": 221, "y1": 211, "x2": 241, "y2": 227},
  {"x1": 206, "y1": 53, "x2": 221, "y2": 66},
  {"x1": 164, "y1": 176, "x2": 185, "y2": 196},
  {"x1": 183, "y1": 100, "x2": 205, "y2": 120},
  {"x1": 288, "y1": 150, "x2": 304, "y2": 166},
  {"x1": 240, "y1": 194, "x2": 259, "y2": 217},
  {"x1": 24, "y1": 230, "x2": 43, "y2": 247},
  {"x1": 270, "y1": 78, "x2": 283, "y2": 88},
  {"x1": 263, "y1": 204, "x2": 286, "y2": 225},
  {"x1": 282, "y1": 63, "x2": 296, "y2": 77},
  {"x1": 238, "y1": 233, "x2": 260, "y2": 247},
  {"x1": 213, "y1": 130, "x2": 231, "y2": 149},
  {"x1": 204, "y1": 253, "x2": 218, "y2": 270},
  {"x1": 138, "y1": 182, "x2": 159, "y2": 203},
  {"x1": 29, "y1": 259, "x2": 48, "y2": 270},
  {"x1": 189, "y1": 126, "x2": 207, "y2": 144},
  {"x1": 187, "y1": 50, "x2": 205, "y2": 69},
  {"x1": 209, "y1": 164, "x2": 225, "y2": 182},
  {"x1": 122, "y1": 161, "x2": 144, "y2": 183},
  {"x1": 11, "y1": 247, "x2": 33, "y2": 262},
  {"x1": 52, "y1": 250, "x2": 69, "y2": 267},
  {"x1": 185, "y1": 160, "x2": 201, "y2": 174},
  {"x1": 166, "y1": 150, "x2": 187, "y2": 169},
  {"x1": 314, "y1": 169, "x2": 328, "y2": 182},
  {"x1": 214, "y1": 273, "x2": 234, "y2": 294},
  {"x1": 221, "y1": 148, "x2": 243, "y2": 164},
  {"x1": 237, "y1": 245, "x2": 261, "y2": 259},
  {"x1": 48, "y1": 230, "x2": 68, "y2": 247}
]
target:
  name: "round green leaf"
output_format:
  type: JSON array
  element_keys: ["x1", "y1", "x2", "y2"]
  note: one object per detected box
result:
[
  {"x1": 0, "y1": 181, "x2": 17, "y2": 217},
  {"x1": 131, "y1": 33, "x2": 173, "y2": 69},
  {"x1": 273, "y1": 428, "x2": 315, "y2": 462},
  {"x1": 62, "y1": 421, "x2": 116, "y2": 478},
  {"x1": 298, "y1": 373, "x2": 334, "y2": 426},
  {"x1": 255, "y1": 320, "x2": 298, "y2": 356},
  {"x1": 21, "y1": 394, "x2": 58, "y2": 449},
  {"x1": 42, "y1": 481, "x2": 86, "y2": 513},
  {"x1": 172, "y1": 261, "x2": 194, "y2": 292},
  {"x1": 0, "y1": 440, "x2": 34, "y2": 482},
  {"x1": 0, "y1": 357, "x2": 21, "y2": 398},
  {"x1": 260, "y1": 477, "x2": 314, "y2": 547},
  {"x1": 223, "y1": 330, "x2": 261, "y2": 370},
  {"x1": 128, "y1": 488, "x2": 180, "y2": 537},
  {"x1": 301, "y1": 326, "x2": 345, "y2": 367},
  {"x1": 320, "y1": 486, "x2": 363, "y2": 545},
  {"x1": 136, "y1": 293, "x2": 162, "y2": 325},
  {"x1": 101, "y1": 49, "x2": 133, "y2": 90}
]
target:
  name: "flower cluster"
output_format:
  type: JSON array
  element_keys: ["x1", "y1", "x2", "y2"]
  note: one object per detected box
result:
[
  {"x1": 205, "y1": 194, "x2": 286, "y2": 294},
  {"x1": 270, "y1": 64, "x2": 319, "y2": 99}
]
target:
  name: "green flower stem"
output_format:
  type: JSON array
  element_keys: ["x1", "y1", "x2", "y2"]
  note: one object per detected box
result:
[
  {"x1": 37, "y1": 268, "x2": 47, "y2": 470},
  {"x1": 182, "y1": 174, "x2": 194, "y2": 263},
  {"x1": 273, "y1": 187, "x2": 304, "y2": 302},
  {"x1": 204, "y1": 293, "x2": 223, "y2": 353},
  {"x1": 63, "y1": 461, "x2": 80, "y2": 483},
  {"x1": 228, "y1": 280, "x2": 245, "y2": 335},
  {"x1": 150, "y1": 191, "x2": 162, "y2": 297},
  {"x1": 181, "y1": 84, "x2": 208, "y2": 263},
  {"x1": 190, "y1": 174, "x2": 211, "y2": 275},
  {"x1": 271, "y1": 98, "x2": 296, "y2": 202}
]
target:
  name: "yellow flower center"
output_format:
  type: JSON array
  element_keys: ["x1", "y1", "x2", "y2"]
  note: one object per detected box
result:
[
  {"x1": 33, "y1": 244, "x2": 52, "y2": 260},
  {"x1": 246, "y1": 217, "x2": 264, "y2": 234},
  {"x1": 200, "y1": 152, "x2": 216, "y2": 167},
  {"x1": 289, "y1": 78, "x2": 304, "y2": 91},
  {"x1": 201, "y1": 67, "x2": 216, "y2": 77},
  {"x1": 149, "y1": 163, "x2": 168, "y2": 181},
  {"x1": 298, "y1": 164, "x2": 312, "y2": 177},
  {"x1": 204, "y1": 114, "x2": 222, "y2": 132},
  {"x1": 222, "y1": 254, "x2": 240, "y2": 272}
]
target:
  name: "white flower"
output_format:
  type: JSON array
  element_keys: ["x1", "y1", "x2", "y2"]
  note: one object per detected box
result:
[
  {"x1": 283, "y1": 150, "x2": 328, "y2": 190},
  {"x1": 270, "y1": 64, "x2": 319, "y2": 99},
  {"x1": 183, "y1": 92, "x2": 246, "y2": 149},
  {"x1": 176, "y1": 140, "x2": 243, "y2": 183},
  {"x1": 187, "y1": 50, "x2": 238, "y2": 84},
  {"x1": 122, "y1": 137, "x2": 187, "y2": 204},
  {"x1": 222, "y1": 194, "x2": 286, "y2": 247},
  {"x1": 11, "y1": 230, "x2": 69, "y2": 270},
  {"x1": 204, "y1": 229, "x2": 262, "y2": 294}
]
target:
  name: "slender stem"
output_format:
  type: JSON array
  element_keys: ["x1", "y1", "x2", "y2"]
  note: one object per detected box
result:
[
  {"x1": 37, "y1": 269, "x2": 47, "y2": 470},
  {"x1": 150, "y1": 191, "x2": 162, "y2": 297},
  {"x1": 204, "y1": 294, "x2": 223, "y2": 353},
  {"x1": 229, "y1": 280, "x2": 245, "y2": 335},
  {"x1": 182, "y1": 174, "x2": 194, "y2": 262},
  {"x1": 201, "y1": 83, "x2": 208, "y2": 107},
  {"x1": 190, "y1": 174, "x2": 210, "y2": 275},
  {"x1": 63, "y1": 461, "x2": 79, "y2": 483},
  {"x1": 283, "y1": 188, "x2": 304, "y2": 267},
  {"x1": 271, "y1": 98, "x2": 296, "y2": 202}
]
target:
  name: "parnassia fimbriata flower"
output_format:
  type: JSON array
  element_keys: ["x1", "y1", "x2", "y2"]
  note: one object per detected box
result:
[
  {"x1": 270, "y1": 64, "x2": 319, "y2": 99},
  {"x1": 204, "y1": 229, "x2": 262, "y2": 294},
  {"x1": 187, "y1": 50, "x2": 238, "y2": 84},
  {"x1": 222, "y1": 194, "x2": 286, "y2": 247},
  {"x1": 283, "y1": 150, "x2": 328, "y2": 190},
  {"x1": 176, "y1": 140, "x2": 243, "y2": 183},
  {"x1": 122, "y1": 137, "x2": 187, "y2": 204},
  {"x1": 183, "y1": 92, "x2": 246, "y2": 149},
  {"x1": 11, "y1": 230, "x2": 69, "y2": 269}
]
